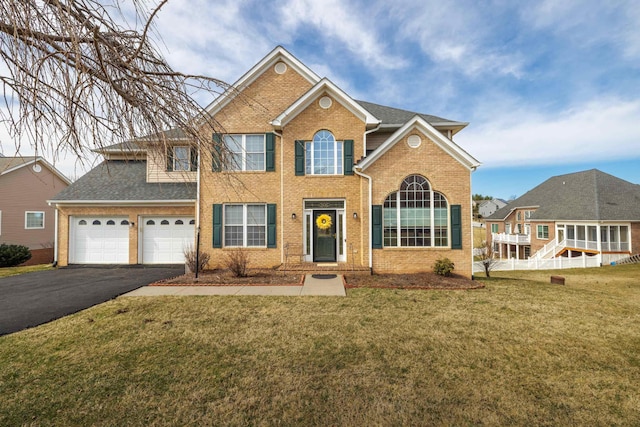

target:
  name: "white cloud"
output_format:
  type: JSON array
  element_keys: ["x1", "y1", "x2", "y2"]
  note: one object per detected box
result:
[
  {"x1": 277, "y1": 0, "x2": 407, "y2": 70},
  {"x1": 457, "y1": 98, "x2": 640, "y2": 168}
]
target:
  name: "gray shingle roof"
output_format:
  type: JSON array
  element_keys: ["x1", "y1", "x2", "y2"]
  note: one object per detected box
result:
[
  {"x1": 487, "y1": 169, "x2": 640, "y2": 221},
  {"x1": 51, "y1": 161, "x2": 195, "y2": 202},
  {"x1": 355, "y1": 100, "x2": 463, "y2": 126}
]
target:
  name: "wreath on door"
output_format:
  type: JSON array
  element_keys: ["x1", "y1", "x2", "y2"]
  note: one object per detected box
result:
[{"x1": 316, "y1": 214, "x2": 332, "y2": 230}]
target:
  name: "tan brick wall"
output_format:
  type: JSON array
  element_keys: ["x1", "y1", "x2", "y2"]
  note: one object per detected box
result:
[
  {"x1": 56, "y1": 205, "x2": 194, "y2": 266},
  {"x1": 365, "y1": 132, "x2": 473, "y2": 277},
  {"x1": 199, "y1": 60, "x2": 315, "y2": 269}
]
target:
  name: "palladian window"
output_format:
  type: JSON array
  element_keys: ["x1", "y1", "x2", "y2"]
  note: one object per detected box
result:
[
  {"x1": 383, "y1": 175, "x2": 449, "y2": 247},
  {"x1": 305, "y1": 130, "x2": 343, "y2": 175}
]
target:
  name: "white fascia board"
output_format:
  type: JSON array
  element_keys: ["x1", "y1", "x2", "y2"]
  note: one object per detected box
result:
[
  {"x1": 271, "y1": 78, "x2": 380, "y2": 129},
  {"x1": 48, "y1": 199, "x2": 196, "y2": 206},
  {"x1": 204, "y1": 46, "x2": 321, "y2": 116},
  {"x1": 1, "y1": 157, "x2": 72, "y2": 185},
  {"x1": 357, "y1": 116, "x2": 481, "y2": 171}
]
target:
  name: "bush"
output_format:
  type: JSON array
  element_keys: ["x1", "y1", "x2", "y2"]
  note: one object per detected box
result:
[
  {"x1": 225, "y1": 248, "x2": 250, "y2": 277},
  {"x1": 183, "y1": 244, "x2": 210, "y2": 273},
  {"x1": 0, "y1": 244, "x2": 32, "y2": 268},
  {"x1": 433, "y1": 257, "x2": 455, "y2": 277}
]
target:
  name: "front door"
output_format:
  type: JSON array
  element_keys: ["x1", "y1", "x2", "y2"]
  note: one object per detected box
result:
[{"x1": 313, "y1": 210, "x2": 337, "y2": 262}]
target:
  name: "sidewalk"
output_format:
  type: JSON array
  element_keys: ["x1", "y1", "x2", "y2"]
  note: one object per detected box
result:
[{"x1": 122, "y1": 274, "x2": 346, "y2": 297}]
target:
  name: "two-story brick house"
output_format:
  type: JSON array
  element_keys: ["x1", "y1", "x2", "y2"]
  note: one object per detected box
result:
[
  {"x1": 50, "y1": 46, "x2": 481, "y2": 277},
  {"x1": 485, "y1": 169, "x2": 640, "y2": 264}
]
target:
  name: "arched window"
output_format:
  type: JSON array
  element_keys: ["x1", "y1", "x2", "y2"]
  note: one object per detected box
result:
[
  {"x1": 305, "y1": 130, "x2": 343, "y2": 175},
  {"x1": 175, "y1": 220, "x2": 184, "y2": 225},
  {"x1": 146, "y1": 220, "x2": 155, "y2": 225},
  {"x1": 78, "y1": 220, "x2": 87, "y2": 225},
  {"x1": 383, "y1": 175, "x2": 449, "y2": 247},
  {"x1": 120, "y1": 220, "x2": 130, "y2": 226},
  {"x1": 106, "y1": 220, "x2": 115, "y2": 225},
  {"x1": 92, "y1": 220, "x2": 101, "y2": 225},
  {"x1": 161, "y1": 220, "x2": 170, "y2": 225}
]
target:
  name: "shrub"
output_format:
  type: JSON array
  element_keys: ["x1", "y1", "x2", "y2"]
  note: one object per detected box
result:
[
  {"x1": 183, "y1": 244, "x2": 211, "y2": 273},
  {"x1": 0, "y1": 244, "x2": 32, "y2": 268},
  {"x1": 433, "y1": 257, "x2": 455, "y2": 277},
  {"x1": 225, "y1": 248, "x2": 250, "y2": 277}
]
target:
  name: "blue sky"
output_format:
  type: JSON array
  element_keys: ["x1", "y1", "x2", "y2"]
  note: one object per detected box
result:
[{"x1": 2, "y1": 0, "x2": 639, "y2": 198}]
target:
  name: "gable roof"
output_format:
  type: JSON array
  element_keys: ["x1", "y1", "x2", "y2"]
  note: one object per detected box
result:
[
  {"x1": 355, "y1": 100, "x2": 467, "y2": 134},
  {"x1": 0, "y1": 156, "x2": 71, "y2": 185},
  {"x1": 49, "y1": 161, "x2": 195, "y2": 204},
  {"x1": 356, "y1": 115, "x2": 481, "y2": 171},
  {"x1": 271, "y1": 78, "x2": 380, "y2": 129},
  {"x1": 204, "y1": 46, "x2": 321, "y2": 117},
  {"x1": 486, "y1": 169, "x2": 640, "y2": 221}
]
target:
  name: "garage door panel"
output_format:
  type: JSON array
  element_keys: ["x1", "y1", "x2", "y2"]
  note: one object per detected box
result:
[
  {"x1": 141, "y1": 217, "x2": 195, "y2": 264},
  {"x1": 70, "y1": 217, "x2": 129, "y2": 264}
]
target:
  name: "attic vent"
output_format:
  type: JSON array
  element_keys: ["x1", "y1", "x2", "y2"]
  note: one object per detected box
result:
[
  {"x1": 32, "y1": 164, "x2": 42, "y2": 173},
  {"x1": 319, "y1": 96, "x2": 332, "y2": 109},
  {"x1": 274, "y1": 62, "x2": 287, "y2": 74},
  {"x1": 407, "y1": 135, "x2": 422, "y2": 148}
]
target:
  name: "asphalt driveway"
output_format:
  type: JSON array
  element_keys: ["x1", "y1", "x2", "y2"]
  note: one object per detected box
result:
[{"x1": 0, "y1": 265, "x2": 183, "y2": 336}]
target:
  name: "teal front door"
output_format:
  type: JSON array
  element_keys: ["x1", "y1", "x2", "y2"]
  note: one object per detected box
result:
[{"x1": 313, "y1": 210, "x2": 337, "y2": 262}]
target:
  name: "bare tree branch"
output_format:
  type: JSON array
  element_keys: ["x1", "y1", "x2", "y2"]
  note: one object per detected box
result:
[{"x1": 0, "y1": 0, "x2": 229, "y2": 167}]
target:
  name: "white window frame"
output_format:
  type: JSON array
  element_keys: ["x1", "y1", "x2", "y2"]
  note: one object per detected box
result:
[
  {"x1": 305, "y1": 130, "x2": 343, "y2": 175},
  {"x1": 173, "y1": 146, "x2": 191, "y2": 171},
  {"x1": 537, "y1": 225, "x2": 549, "y2": 240},
  {"x1": 25, "y1": 211, "x2": 45, "y2": 229},
  {"x1": 491, "y1": 223, "x2": 499, "y2": 233},
  {"x1": 224, "y1": 134, "x2": 266, "y2": 171},
  {"x1": 223, "y1": 204, "x2": 267, "y2": 247},
  {"x1": 505, "y1": 223, "x2": 512, "y2": 234}
]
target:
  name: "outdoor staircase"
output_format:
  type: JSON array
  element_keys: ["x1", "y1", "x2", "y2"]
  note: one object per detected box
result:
[
  {"x1": 531, "y1": 239, "x2": 567, "y2": 260},
  {"x1": 615, "y1": 253, "x2": 640, "y2": 265},
  {"x1": 277, "y1": 262, "x2": 371, "y2": 276}
]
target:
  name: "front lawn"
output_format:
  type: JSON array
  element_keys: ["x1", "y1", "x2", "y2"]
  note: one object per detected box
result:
[
  {"x1": 1, "y1": 264, "x2": 639, "y2": 425},
  {"x1": 0, "y1": 263, "x2": 53, "y2": 278}
]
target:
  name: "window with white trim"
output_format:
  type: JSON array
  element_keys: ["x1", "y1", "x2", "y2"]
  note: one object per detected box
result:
[
  {"x1": 173, "y1": 146, "x2": 190, "y2": 171},
  {"x1": 491, "y1": 223, "x2": 499, "y2": 233},
  {"x1": 383, "y1": 175, "x2": 448, "y2": 247},
  {"x1": 305, "y1": 130, "x2": 343, "y2": 175},
  {"x1": 224, "y1": 134, "x2": 265, "y2": 171},
  {"x1": 224, "y1": 204, "x2": 266, "y2": 247},
  {"x1": 25, "y1": 211, "x2": 45, "y2": 229},
  {"x1": 537, "y1": 225, "x2": 549, "y2": 239}
]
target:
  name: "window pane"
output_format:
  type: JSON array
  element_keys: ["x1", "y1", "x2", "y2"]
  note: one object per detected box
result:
[
  {"x1": 225, "y1": 205, "x2": 243, "y2": 225},
  {"x1": 174, "y1": 146, "x2": 190, "y2": 171},
  {"x1": 246, "y1": 205, "x2": 265, "y2": 226},
  {"x1": 246, "y1": 226, "x2": 265, "y2": 246},
  {"x1": 26, "y1": 212, "x2": 44, "y2": 228},
  {"x1": 245, "y1": 135, "x2": 264, "y2": 152},
  {"x1": 246, "y1": 153, "x2": 264, "y2": 171},
  {"x1": 224, "y1": 226, "x2": 243, "y2": 246}
]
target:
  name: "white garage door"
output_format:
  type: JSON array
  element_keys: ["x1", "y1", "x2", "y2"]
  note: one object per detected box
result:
[
  {"x1": 141, "y1": 217, "x2": 195, "y2": 264},
  {"x1": 70, "y1": 217, "x2": 130, "y2": 264}
]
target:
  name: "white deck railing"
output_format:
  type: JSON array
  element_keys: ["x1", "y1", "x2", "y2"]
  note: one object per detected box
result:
[{"x1": 491, "y1": 232, "x2": 530, "y2": 245}]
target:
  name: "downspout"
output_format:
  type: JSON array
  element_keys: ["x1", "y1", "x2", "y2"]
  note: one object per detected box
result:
[
  {"x1": 53, "y1": 206, "x2": 58, "y2": 266},
  {"x1": 470, "y1": 165, "x2": 478, "y2": 276},
  {"x1": 354, "y1": 168, "x2": 372, "y2": 269},
  {"x1": 354, "y1": 123, "x2": 381, "y2": 270},
  {"x1": 195, "y1": 140, "x2": 202, "y2": 278}
]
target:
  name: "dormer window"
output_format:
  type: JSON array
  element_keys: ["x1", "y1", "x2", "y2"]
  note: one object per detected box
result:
[{"x1": 166, "y1": 146, "x2": 197, "y2": 172}]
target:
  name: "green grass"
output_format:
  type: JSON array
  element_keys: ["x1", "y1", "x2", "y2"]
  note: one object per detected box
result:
[
  {"x1": 0, "y1": 263, "x2": 53, "y2": 278},
  {"x1": 474, "y1": 224, "x2": 486, "y2": 248},
  {"x1": 1, "y1": 264, "x2": 639, "y2": 425}
]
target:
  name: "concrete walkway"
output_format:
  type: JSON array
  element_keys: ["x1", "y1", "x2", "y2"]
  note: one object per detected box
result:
[{"x1": 123, "y1": 274, "x2": 346, "y2": 297}]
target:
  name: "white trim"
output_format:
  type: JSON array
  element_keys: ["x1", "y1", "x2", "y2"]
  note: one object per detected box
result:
[
  {"x1": 204, "y1": 46, "x2": 321, "y2": 116},
  {"x1": 222, "y1": 204, "x2": 268, "y2": 248},
  {"x1": 271, "y1": 78, "x2": 380, "y2": 129},
  {"x1": 1, "y1": 157, "x2": 71, "y2": 185},
  {"x1": 356, "y1": 115, "x2": 481, "y2": 171},
  {"x1": 25, "y1": 211, "x2": 45, "y2": 229}
]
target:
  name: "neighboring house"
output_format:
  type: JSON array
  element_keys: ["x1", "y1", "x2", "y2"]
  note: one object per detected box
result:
[
  {"x1": 0, "y1": 156, "x2": 70, "y2": 265},
  {"x1": 485, "y1": 169, "x2": 640, "y2": 264},
  {"x1": 478, "y1": 198, "x2": 507, "y2": 218},
  {"x1": 49, "y1": 46, "x2": 481, "y2": 277}
]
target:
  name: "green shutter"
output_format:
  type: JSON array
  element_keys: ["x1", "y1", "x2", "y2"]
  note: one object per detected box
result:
[
  {"x1": 265, "y1": 133, "x2": 275, "y2": 172},
  {"x1": 344, "y1": 139, "x2": 354, "y2": 175},
  {"x1": 190, "y1": 146, "x2": 198, "y2": 171},
  {"x1": 213, "y1": 204, "x2": 223, "y2": 248},
  {"x1": 267, "y1": 204, "x2": 276, "y2": 248},
  {"x1": 212, "y1": 133, "x2": 222, "y2": 172},
  {"x1": 166, "y1": 146, "x2": 174, "y2": 171},
  {"x1": 372, "y1": 205, "x2": 383, "y2": 249},
  {"x1": 451, "y1": 204, "x2": 462, "y2": 249},
  {"x1": 295, "y1": 140, "x2": 305, "y2": 176}
]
